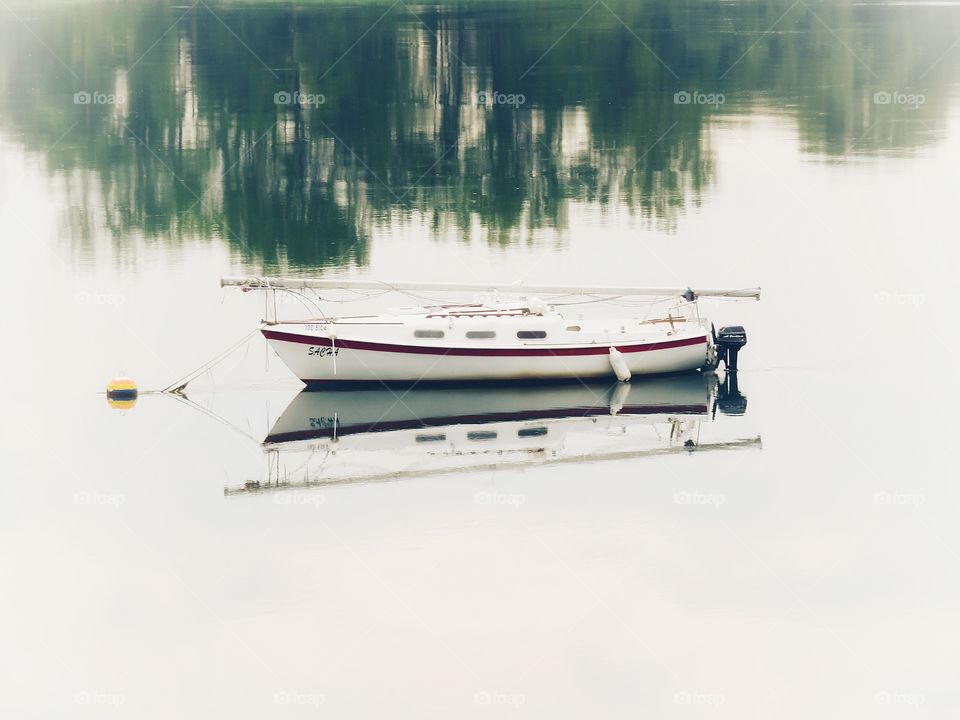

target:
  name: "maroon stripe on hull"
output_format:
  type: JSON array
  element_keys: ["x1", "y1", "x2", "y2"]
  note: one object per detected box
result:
[
  {"x1": 265, "y1": 404, "x2": 709, "y2": 444},
  {"x1": 261, "y1": 328, "x2": 707, "y2": 357}
]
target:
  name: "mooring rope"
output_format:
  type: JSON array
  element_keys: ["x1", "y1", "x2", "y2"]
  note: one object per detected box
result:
[{"x1": 161, "y1": 328, "x2": 261, "y2": 394}]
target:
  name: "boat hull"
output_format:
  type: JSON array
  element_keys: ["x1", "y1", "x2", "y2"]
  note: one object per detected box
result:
[{"x1": 263, "y1": 327, "x2": 710, "y2": 385}]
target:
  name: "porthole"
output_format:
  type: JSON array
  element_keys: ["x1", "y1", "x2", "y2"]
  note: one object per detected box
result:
[
  {"x1": 415, "y1": 433, "x2": 446, "y2": 442},
  {"x1": 414, "y1": 329, "x2": 445, "y2": 338},
  {"x1": 517, "y1": 330, "x2": 547, "y2": 339},
  {"x1": 467, "y1": 431, "x2": 498, "y2": 441},
  {"x1": 466, "y1": 331, "x2": 496, "y2": 339}
]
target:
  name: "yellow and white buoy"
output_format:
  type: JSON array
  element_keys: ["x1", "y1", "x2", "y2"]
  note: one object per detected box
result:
[{"x1": 106, "y1": 376, "x2": 138, "y2": 409}]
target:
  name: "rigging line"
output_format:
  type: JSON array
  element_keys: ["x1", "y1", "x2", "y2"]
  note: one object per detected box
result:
[
  {"x1": 329, "y1": 287, "x2": 395, "y2": 299},
  {"x1": 161, "y1": 328, "x2": 261, "y2": 394},
  {"x1": 389, "y1": 288, "x2": 483, "y2": 306},
  {"x1": 279, "y1": 288, "x2": 327, "y2": 320},
  {"x1": 549, "y1": 295, "x2": 678, "y2": 307},
  {"x1": 549, "y1": 295, "x2": 627, "y2": 306},
  {"x1": 164, "y1": 392, "x2": 264, "y2": 446},
  {"x1": 269, "y1": 445, "x2": 318, "y2": 482},
  {"x1": 367, "y1": 280, "x2": 531, "y2": 307}
]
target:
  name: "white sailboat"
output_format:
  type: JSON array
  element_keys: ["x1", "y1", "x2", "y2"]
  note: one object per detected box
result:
[{"x1": 221, "y1": 277, "x2": 759, "y2": 387}]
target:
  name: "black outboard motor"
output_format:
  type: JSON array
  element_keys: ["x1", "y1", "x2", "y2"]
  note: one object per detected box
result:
[{"x1": 714, "y1": 325, "x2": 747, "y2": 372}]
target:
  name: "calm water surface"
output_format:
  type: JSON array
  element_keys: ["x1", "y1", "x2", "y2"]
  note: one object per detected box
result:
[{"x1": 1, "y1": 0, "x2": 959, "y2": 717}]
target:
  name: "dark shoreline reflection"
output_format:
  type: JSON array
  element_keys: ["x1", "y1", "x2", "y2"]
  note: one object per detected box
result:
[{"x1": 0, "y1": 0, "x2": 956, "y2": 266}]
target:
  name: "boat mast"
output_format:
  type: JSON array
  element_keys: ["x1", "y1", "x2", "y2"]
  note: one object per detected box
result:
[{"x1": 221, "y1": 276, "x2": 761, "y2": 300}]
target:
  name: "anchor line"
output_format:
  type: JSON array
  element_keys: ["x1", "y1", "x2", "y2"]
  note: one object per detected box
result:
[{"x1": 161, "y1": 328, "x2": 261, "y2": 394}]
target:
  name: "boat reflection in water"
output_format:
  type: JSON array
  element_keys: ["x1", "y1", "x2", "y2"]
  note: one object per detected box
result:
[{"x1": 225, "y1": 373, "x2": 759, "y2": 495}]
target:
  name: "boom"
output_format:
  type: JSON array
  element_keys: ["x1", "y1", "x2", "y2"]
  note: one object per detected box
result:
[{"x1": 220, "y1": 276, "x2": 761, "y2": 300}]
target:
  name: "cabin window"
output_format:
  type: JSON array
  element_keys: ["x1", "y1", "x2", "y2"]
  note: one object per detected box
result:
[
  {"x1": 467, "y1": 431, "x2": 498, "y2": 441},
  {"x1": 466, "y1": 331, "x2": 496, "y2": 339},
  {"x1": 517, "y1": 330, "x2": 547, "y2": 339},
  {"x1": 414, "y1": 329, "x2": 445, "y2": 338},
  {"x1": 518, "y1": 427, "x2": 548, "y2": 438},
  {"x1": 415, "y1": 433, "x2": 446, "y2": 443},
  {"x1": 566, "y1": 325, "x2": 581, "y2": 332}
]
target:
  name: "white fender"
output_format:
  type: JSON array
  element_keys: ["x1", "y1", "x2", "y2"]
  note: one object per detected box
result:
[{"x1": 608, "y1": 347, "x2": 631, "y2": 382}]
